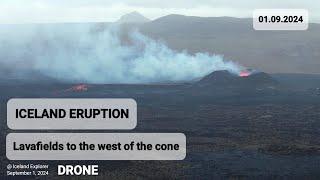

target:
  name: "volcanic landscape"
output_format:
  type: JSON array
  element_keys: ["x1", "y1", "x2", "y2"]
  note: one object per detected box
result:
[
  {"x1": 1, "y1": 14, "x2": 320, "y2": 179},
  {"x1": 1, "y1": 70, "x2": 320, "y2": 179}
]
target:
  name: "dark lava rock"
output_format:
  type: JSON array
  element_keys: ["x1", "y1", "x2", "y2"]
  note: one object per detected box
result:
[{"x1": 258, "y1": 144, "x2": 320, "y2": 156}]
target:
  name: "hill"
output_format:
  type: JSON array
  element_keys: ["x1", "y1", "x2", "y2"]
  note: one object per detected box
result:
[
  {"x1": 195, "y1": 70, "x2": 277, "y2": 89},
  {"x1": 117, "y1": 12, "x2": 150, "y2": 24},
  {"x1": 139, "y1": 15, "x2": 320, "y2": 74}
]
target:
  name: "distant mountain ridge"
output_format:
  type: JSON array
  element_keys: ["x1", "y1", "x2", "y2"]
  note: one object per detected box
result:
[
  {"x1": 139, "y1": 14, "x2": 320, "y2": 74},
  {"x1": 117, "y1": 12, "x2": 150, "y2": 24}
]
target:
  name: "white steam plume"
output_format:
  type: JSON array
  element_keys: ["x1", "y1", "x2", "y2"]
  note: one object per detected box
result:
[{"x1": 0, "y1": 24, "x2": 242, "y2": 83}]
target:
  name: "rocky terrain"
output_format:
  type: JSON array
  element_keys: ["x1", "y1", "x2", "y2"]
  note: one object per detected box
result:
[{"x1": 1, "y1": 71, "x2": 320, "y2": 179}]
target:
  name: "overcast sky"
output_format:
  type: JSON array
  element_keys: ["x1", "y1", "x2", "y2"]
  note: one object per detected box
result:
[{"x1": 0, "y1": 0, "x2": 319, "y2": 24}]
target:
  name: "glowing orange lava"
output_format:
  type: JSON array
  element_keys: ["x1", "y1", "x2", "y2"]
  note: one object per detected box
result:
[
  {"x1": 53, "y1": 84, "x2": 89, "y2": 95},
  {"x1": 239, "y1": 71, "x2": 251, "y2": 77},
  {"x1": 70, "y1": 84, "x2": 88, "y2": 92}
]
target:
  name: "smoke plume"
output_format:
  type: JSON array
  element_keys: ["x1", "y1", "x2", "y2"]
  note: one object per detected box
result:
[{"x1": 0, "y1": 24, "x2": 242, "y2": 83}]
